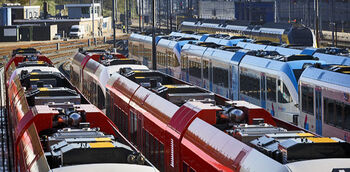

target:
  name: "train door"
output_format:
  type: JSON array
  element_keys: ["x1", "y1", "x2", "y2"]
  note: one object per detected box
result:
[
  {"x1": 137, "y1": 113, "x2": 142, "y2": 148},
  {"x1": 260, "y1": 73, "x2": 266, "y2": 109},
  {"x1": 315, "y1": 86, "x2": 322, "y2": 135}
]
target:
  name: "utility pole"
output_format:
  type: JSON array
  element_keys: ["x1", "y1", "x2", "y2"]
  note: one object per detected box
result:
[
  {"x1": 141, "y1": 0, "x2": 144, "y2": 30},
  {"x1": 129, "y1": 0, "x2": 131, "y2": 33},
  {"x1": 139, "y1": 0, "x2": 141, "y2": 32},
  {"x1": 125, "y1": 0, "x2": 128, "y2": 33},
  {"x1": 152, "y1": 0, "x2": 157, "y2": 70},
  {"x1": 170, "y1": 0, "x2": 172, "y2": 32},
  {"x1": 166, "y1": 0, "x2": 169, "y2": 32},
  {"x1": 314, "y1": 0, "x2": 319, "y2": 48},
  {"x1": 116, "y1": 0, "x2": 118, "y2": 23},
  {"x1": 92, "y1": 0, "x2": 95, "y2": 39},
  {"x1": 331, "y1": 0, "x2": 335, "y2": 47},
  {"x1": 157, "y1": 0, "x2": 160, "y2": 29},
  {"x1": 112, "y1": 0, "x2": 116, "y2": 48}
]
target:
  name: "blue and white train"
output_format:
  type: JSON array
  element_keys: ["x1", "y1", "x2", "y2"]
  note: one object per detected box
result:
[
  {"x1": 128, "y1": 33, "x2": 324, "y2": 125},
  {"x1": 299, "y1": 64, "x2": 350, "y2": 140}
]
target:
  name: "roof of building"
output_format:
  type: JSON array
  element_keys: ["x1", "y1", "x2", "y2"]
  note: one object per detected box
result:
[{"x1": 65, "y1": 3, "x2": 101, "y2": 8}]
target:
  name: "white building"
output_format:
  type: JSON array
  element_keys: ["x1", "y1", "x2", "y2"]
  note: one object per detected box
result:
[{"x1": 65, "y1": 3, "x2": 101, "y2": 19}]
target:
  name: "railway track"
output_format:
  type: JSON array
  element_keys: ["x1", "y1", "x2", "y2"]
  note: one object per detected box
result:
[{"x1": 0, "y1": 35, "x2": 123, "y2": 60}]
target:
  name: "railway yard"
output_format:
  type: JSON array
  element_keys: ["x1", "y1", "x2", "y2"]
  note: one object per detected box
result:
[
  {"x1": 0, "y1": 24, "x2": 350, "y2": 172},
  {"x1": 0, "y1": 34, "x2": 128, "y2": 172}
]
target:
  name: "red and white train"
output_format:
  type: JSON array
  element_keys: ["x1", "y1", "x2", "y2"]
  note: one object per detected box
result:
[
  {"x1": 4, "y1": 48, "x2": 157, "y2": 172},
  {"x1": 70, "y1": 49, "x2": 350, "y2": 172}
]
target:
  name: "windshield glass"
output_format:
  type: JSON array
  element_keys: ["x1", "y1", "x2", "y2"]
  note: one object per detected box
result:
[{"x1": 71, "y1": 28, "x2": 79, "y2": 32}]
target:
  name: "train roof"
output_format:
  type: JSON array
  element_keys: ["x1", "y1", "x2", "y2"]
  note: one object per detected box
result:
[
  {"x1": 202, "y1": 48, "x2": 246, "y2": 65},
  {"x1": 169, "y1": 32, "x2": 203, "y2": 40},
  {"x1": 204, "y1": 36, "x2": 252, "y2": 46},
  {"x1": 317, "y1": 54, "x2": 350, "y2": 65},
  {"x1": 129, "y1": 33, "x2": 148, "y2": 41},
  {"x1": 300, "y1": 65, "x2": 350, "y2": 90}
]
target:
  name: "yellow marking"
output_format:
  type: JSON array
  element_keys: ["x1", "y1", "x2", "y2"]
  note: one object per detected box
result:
[
  {"x1": 332, "y1": 65, "x2": 350, "y2": 68},
  {"x1": 31, "y1": 72, "x2": 38, "y2": 75},
  {"x1": 308, "y1": 137, "x2": 337, "y2": 143},
  {"x1": 164, "y1": 85, "x2": 177, "y2": 88},
  {"x1": 342, "y1": 71, "x2": 350, "y2": 74},
  {"x1": 95, "y1": 138, "x2": 111, "y2": 142},
  {"x1": 89, "y1": 142, "x2": 114, "y2": 148},
  {"x1": 297, "y1": 133, "x2": 314, "y2": 137},
  {"x1": 135, "y1": 76, "x2": 145, "y2": 79},
  {"x1": 30, "y1": 79, "x2": 39, "y2": 81},
  {"x1": 133, "y1": 70, "x2": 142, "y2": 73},
  {"x1": 37, "y1": 61, "x2": 44, "y2": 64},
  {"x1": 39, "y1": 88, "x2": 48, "y2": 91}
]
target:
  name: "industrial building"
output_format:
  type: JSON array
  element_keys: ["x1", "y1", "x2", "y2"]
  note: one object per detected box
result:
[
  {"x1": 0, "y1": 3, "x2": 111, "y2": 42},
  {"x1": 0, "y1": 3, "x2": 40, "y2": 26},
  {"x1": 276, "y1": 0, "x2": 350, "y2": 32}
]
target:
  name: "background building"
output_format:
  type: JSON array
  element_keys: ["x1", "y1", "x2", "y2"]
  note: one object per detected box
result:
[
  {"x1": 276, "y1": 0, "x2": 350, "y2": 32},
  {"x1": 0, "y1": 3, "x2": 40, "y2": 26},
  {"x1": 198, "y1": 0, "x2": 235, "y2": 20}
]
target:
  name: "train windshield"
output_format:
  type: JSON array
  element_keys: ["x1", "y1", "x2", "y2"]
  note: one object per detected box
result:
[{"x1": 289, "y1": 27, "x2": 313, "y2": 46}]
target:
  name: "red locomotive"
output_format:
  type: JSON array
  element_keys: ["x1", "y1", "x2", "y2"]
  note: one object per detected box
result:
[
  {"x1": 70, "y1": 49, "x2": 350, "y2": 172},
  {"x1": 4, "y1": 48, "x2": 157, "y2": 172}
]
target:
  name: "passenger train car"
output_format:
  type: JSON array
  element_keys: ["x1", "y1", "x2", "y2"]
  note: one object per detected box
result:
[
  {"x1": 299, "y1": 64, "x2": 350, "y2": 140},
  {"x1": 70, "y1": 49, "x2": 148, "y2": 112},
  {"x1": 170, "y1": 31, "x2": 350, "y2": 67},
  {"x1": 70, "y1": 49, "x2": 350, "y2": 172},
  {"x1": 4, "y1": 48, "x2": 156, "y2": 172},
  {"x1": 179, "y1": 18, "x2": 314, "y2": 46},
  {"x1": 128, "y1": 33, "x2": 325, "y2": 125}
]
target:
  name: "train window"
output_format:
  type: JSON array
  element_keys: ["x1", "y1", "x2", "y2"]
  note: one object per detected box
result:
[
  {"x1": 154, "y1": 138, "x2": 159, "y2": 168},
  {"x1": 129, "y1": 111, "x2": 138, "y2": 144},
  {"x1": 106, "y1": 91, "x2": 111, "y2": 118},
  {"x1": 97, "y1": 86, "x2": 105, "y2": 109},
  {"x1": 142, "y1": 129, "x2": 165, "y2": 171},
  {"x1": 137, "y1": 118, "x2": 142, "y2": 146},
  {"x1": 181, "y1": 55, "x2": 188, "y2": 72},
  {"x1": 171, "y1": 54, "x2": 180, "y2": 67},
  {"x1": 213, "y1": 65, "x2": 228, "y2": 87},
  {"x1": 183, "y1": 162, "x2": 196, "y2": 172},
  {"x1": 183, "y1": 162, "x2": 189, "y2": 172},
  {"x1": 278, "y1": 81, "x2": 292, "y2": 104},
  {"x1": 145, "y1": 130, "x2": 149, "y2": 157},
  {"x1": 301, "y1": 85, "x2": 314, "y2": 114},
  {"x1": 344, "y1": 105, "x2": 350, "y2": 131},
  {"x1": 203, "y1": 60, "x2": 209, "y2": 79},
  {"x1": 116, "y1": 106, "x2": 128, "y2": 137},
  {"x1": 189, "y1": 60, "x2": 201, "y2": 78},
  {"x1": 324, "y1": 98, "x2": 335, "y2": 126},
  {"x1": 336, "y1": 103, "x2": 343, "y2": 128},
  {"x1": 240, "y1": 70, "x2": 260, "y2": 99},
  {"x1": 266, "y1": 76, "x2": 276, "y2": 102},
  {"x1": 159, "y1": 143, "x2": 164, "y2": 171}
]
